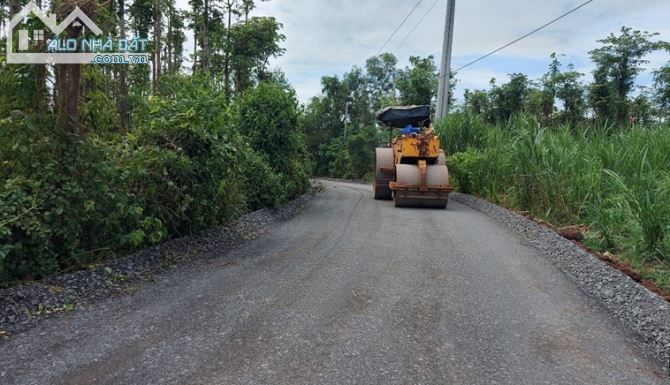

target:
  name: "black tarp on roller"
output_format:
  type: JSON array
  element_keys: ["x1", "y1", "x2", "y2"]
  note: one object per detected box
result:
[{"x1": 376, "y1": 105, "x2": 431, "y2": 128}]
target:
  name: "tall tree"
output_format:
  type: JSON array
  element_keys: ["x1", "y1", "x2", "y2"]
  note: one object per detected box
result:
[
  {"x1": 166, "y1": 6, "x2": 186, "y2": 74},
  {"x1": 463, "y1": 89, "x2": 490, "y2": 116},
  {"x1": 555, "y1": 64, "x2": 585, "y2": 123},
  {"x1": 537, "y1": 53, "x2": 585, "y2": 124},
  {"x1": 365, "y1": 53, "x2": 398, "y2": 109},
  {"x1": 239, "y1": 0, "x2": 268, "y2": 22},
  {"x1": 395, "y1": 55, "x2": 438, "y2": 106},
  {"x1": 129, "y1": 0, "x2": 153, "y2": 94},
  {"x1": 53, "y1": 0, "x2": 100, "y2": 133},
  {"x1": 653, "y1": 64, "x2": 670, "y2": 121},
  {"x1": 588, "y1": 27, "x2": 669, "y2": 124},
  {"x1": 223, "y1": 0, "x2": 236, "y2": 98},
  {"x1": 630, "y1": 91, "x2": 653, "y2": 125},
  {"x1": 201, "y1": 0, "x2": 212, "y2": 72},
  {"x1": 229, "y1": 16, "x2": 284, "y2": 93},
  {"x1": 153, "y1": 0, "x2": 162, "y2": 91},
  {"x1": 535, "y1": 53, "x2": 562, "y2": 123},
  {"x1": 188, "y1": 0, "x2": 203, "y2": 73},
  {"x1": 117, "y1": 0, "x2": 129, "y2": 129},
  {"x1": 489, "y1": 74, "x2": 529, "y2": 122}
]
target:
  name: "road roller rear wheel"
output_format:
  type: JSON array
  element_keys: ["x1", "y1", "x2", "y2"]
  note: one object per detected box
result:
[{"x1": 374, "y1": 148, "x2": 394, "y2": 200}]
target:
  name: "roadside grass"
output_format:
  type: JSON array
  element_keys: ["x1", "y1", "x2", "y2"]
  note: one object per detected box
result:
[{"x1": 437, "y1": 114, "x2": 670, "y2": 293}]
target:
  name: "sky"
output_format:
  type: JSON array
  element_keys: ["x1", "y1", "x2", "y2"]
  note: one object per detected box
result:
[{"x1": 177, "y1": 0, "x2": 670, "y2": 104}]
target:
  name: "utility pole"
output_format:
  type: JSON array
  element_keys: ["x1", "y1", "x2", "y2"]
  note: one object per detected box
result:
[
  {"x1": 436, "y1": 0, "x2": 455, "y2": 120},
  {"x1": 342, "y1": 101, "x2": 352, "y2": 141}
]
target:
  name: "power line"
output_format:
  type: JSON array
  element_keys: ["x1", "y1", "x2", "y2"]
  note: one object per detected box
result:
[
  {"x1": 396, "y1": 0, "x2": 442, "y2": 51},
  {"x1": 442, "y1": 0, "x2": 595, "y2": 79},
  {"x1": 375, "y1": 0, "x2": 424, "y2": 56}
]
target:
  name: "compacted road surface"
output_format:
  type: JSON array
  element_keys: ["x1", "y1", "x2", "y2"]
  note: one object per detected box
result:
[{"x1": 1, "y1": 180, "x2": 667, "y2": 385}]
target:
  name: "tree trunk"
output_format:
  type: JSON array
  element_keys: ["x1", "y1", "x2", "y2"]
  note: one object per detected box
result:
[
  {"x1": 32, "y1": 0, "x2": 48, "y2": 112},
  {"x1": 55, "y1": 64, "x2": 82, "y2": 133},
  {"x1": 167, "y1": 5, "x2": 173, "y2": 74},
  {"x1": 153, "y1": 0, "x2": 161, "y2": 92},
  {"x1": 118, "y1": 0, "x2": 129, "y2": 131},
  {"x1": 9, "y1": 0, "x2": 20, "y2": 15},
  {"x1": 224, "y1": 0, "x2": 232, "y2": 98},
  {"x1": 55, "y1": 25, "x2": 82, "y2": 134},
  {"x1": 192, "y1": 29, "x2": 198, "y2": 74},
  {"x1": 201, "y1": 0, "x2": 209, "y2": 72},
  {"x1": 34, "y1": 53, "x2": 48, "y2": 112}
]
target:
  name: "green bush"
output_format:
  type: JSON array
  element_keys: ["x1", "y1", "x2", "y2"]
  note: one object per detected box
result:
[
  {"x1": 234, "y1": 81, "x2": 311, "y2": 198},
  {"x1": 0, "y1": 114, "x2": 168, "y2": 281},
  {"x1": 241, "y1": 149, "x2": 283, "y2": 210},
  {"x1": 130, "y1": 87, "x2": 247, "y2": 233},
  {"x1": 0, "y1": 78, "x2": 312, "y2": 285},
  {"x1": 446, "y1": 148, "x2": 483, "y2": 194}
]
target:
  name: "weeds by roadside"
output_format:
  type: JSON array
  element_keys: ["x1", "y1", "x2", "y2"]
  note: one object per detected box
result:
[{"x1": 438, "y1": 113, "x2": 670, "y2": 292}]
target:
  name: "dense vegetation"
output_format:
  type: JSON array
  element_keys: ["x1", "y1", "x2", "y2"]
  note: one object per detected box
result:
[
  {"x1": 440, "y1": 116, "x2": 669, "y2": 290},
  {"x1": 300, "y1": 27, "x2": 669, "y2": 290},
  {"x1": 0, "y1": 0, "x2": 310, "y2": 284},
  {"x1": 0, "y1": 0, "x2": 668, "y2": 295}
]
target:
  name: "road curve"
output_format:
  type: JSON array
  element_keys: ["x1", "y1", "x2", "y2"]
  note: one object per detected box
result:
[{"x1": 0, "y1": 180, "x2": 667, "y2": 385}]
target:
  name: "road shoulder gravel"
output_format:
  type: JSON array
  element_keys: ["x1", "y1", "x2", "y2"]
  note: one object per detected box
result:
[{"x1": 451, "y1": 192, "x2": 670, "y2": 366}]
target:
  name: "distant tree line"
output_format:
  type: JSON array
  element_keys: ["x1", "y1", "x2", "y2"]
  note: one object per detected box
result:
[
  {"x1": 301, "y1": 53, "x2": 455, "y2": 178},
  {"x1": 464, "y1": 28, "x2": 670, "y2": 126},
  {"x1": 301, "y1": 27, "x2": 670, "y2": 179},
  {"x1": 0, "y1": 0, "x2": 284, "y2": 132}
]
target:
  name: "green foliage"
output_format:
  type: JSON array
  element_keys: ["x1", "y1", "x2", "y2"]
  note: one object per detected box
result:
[
  {"x1": 0, "y1": 0, "x2": 311, "y2": 284},
  {"x1": 458, "y1": 29, "x2": 669, "y2": 128},
  {"x1": 80, "y1": 67, "x2": 122, "y2": 133},
  {"x1": 319, "y1": 125, "x2": 380, "y2": 180},
  {"x1": 236, "y1": 81, "x2": 299, "y2": 172},
  {"x1": 365, "y1": 53, "x2": 398, "y2": 110},
  {"x1": 130, "y1": 80, "x2": 248, "y2": 233},
  {"x1": 488, "y1": 74, "x2": 530, "y2": 122},
  {"x1": 395, "y1": 55, "x2": 438, "y2": 106},
  {"x1": 301, "y1": 60, "x2": 389, "y2": 177},
  {"x1": 653, "y1": 64, "x2": 670, "y2": 120},
  {"x1": 0, "y1": 61, "x2": 42, "y2": 116},
  {"x1": 229, "y1": 16, "x2": 286, "y2": 93},
  {"x1": 234, "y1": 81, "x2": 311, "y2": 198},
  {"x1": 588, "y1": 27, "x2": 669, "y2": 124},
  {"x1": 462, "y1": 89, "x2": 489, "y2": 116},
  {"x1": 437, "y1": 112, "x2": 489, "y2": 155},
  {"x1": 167, "y1": 7, "x2": 188, "y2": 72},
  {"x1": 445, "y1": 149, "x2": 483, "y2": 194},
  {"x1": 0, "y1": 114, "x2": 160, "y2": 281},
  {"x1": 241, "y1": 148, "x2": 283, "y2": 210},
  {"x1": 552, "y1": 63, "x2": 586, "y2": 124},
  {"x1": 0, "y1": 78, "x2": 310, "y2": 284}
]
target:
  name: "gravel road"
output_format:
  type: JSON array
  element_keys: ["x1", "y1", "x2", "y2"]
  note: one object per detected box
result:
[{"x1": 1, "y1": 180, "x2": 668, "y2": 385}]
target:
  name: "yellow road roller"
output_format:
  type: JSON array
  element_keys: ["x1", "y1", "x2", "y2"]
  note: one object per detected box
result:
[{"x1": 373, "y1": 105, "x2": 453, "y2": 208}]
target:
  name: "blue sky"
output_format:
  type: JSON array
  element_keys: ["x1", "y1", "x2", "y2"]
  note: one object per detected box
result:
[{"x1": 178, "y1": 0, "x2": 670, "y2": 103}]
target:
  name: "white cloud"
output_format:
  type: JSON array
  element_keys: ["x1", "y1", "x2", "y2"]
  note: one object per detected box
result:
[
  {"x1": 175, "y1": 0, "x2": 670, "y2": 102},
  {"x1": 456, "y1": 67, "x2": 509, "y2": 90}
]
